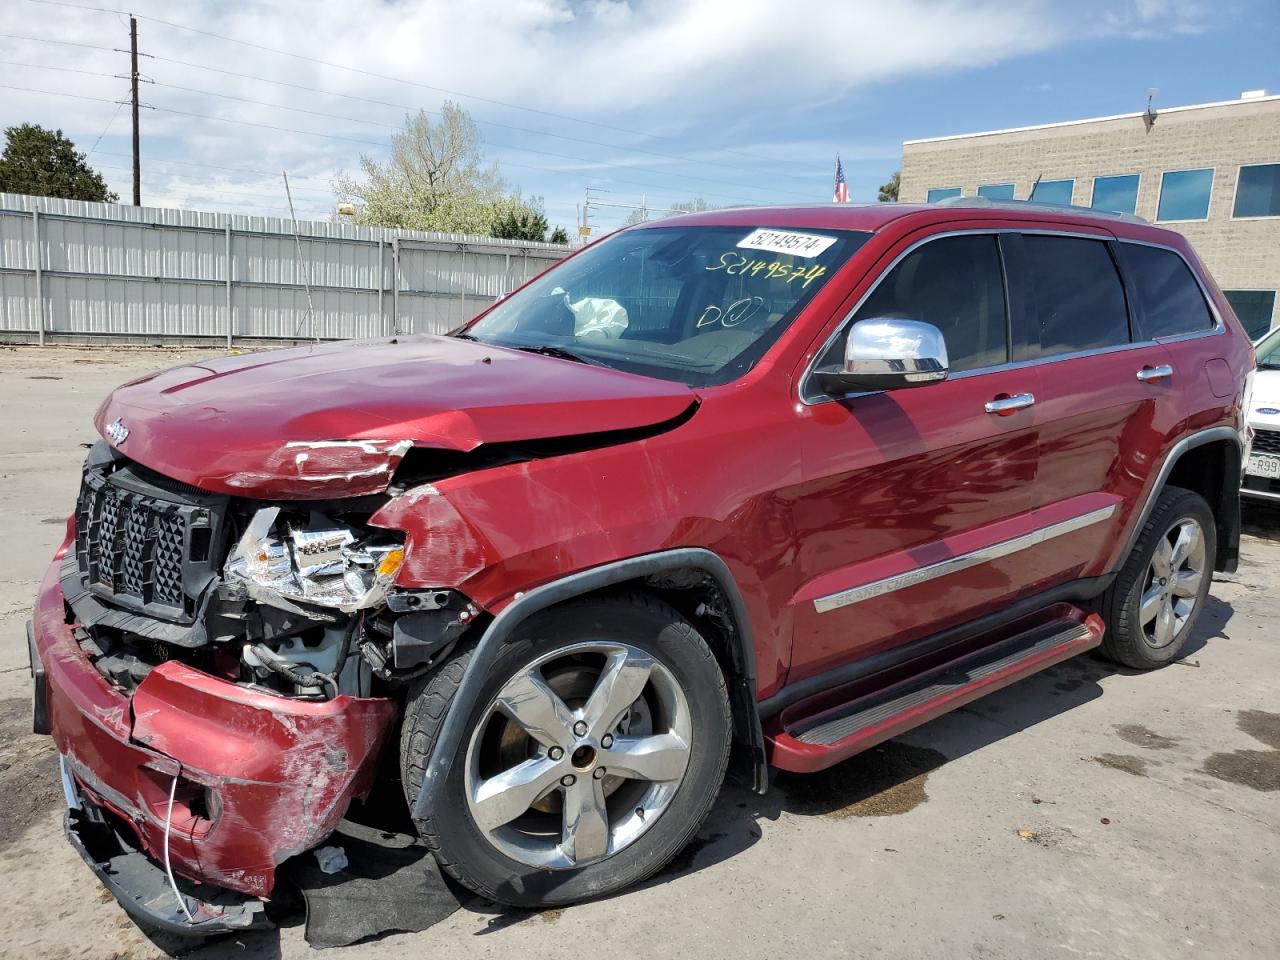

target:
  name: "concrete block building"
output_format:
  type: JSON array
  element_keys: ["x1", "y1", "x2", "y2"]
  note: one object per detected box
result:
[{"x1": 899, "y1": 91, "x2": 1280, "y2": 338}]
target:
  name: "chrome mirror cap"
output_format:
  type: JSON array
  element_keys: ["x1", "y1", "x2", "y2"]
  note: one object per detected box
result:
[{"x1": 814, "y1": 318, "x2": 950, "y2": 395}]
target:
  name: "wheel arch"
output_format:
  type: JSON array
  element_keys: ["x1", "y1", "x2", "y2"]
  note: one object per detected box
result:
[
  {"x1": 408, "y1": 548, "x2": 768, "y2": 825},
  {"x1": 1120, "y1": 426, "x2": 1242, "y2": 575}
]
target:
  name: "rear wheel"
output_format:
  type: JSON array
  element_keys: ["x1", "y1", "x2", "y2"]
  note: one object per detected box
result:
[
  {"x1": 400, "y1": 592, "x2": 731, "y2": 907},
  {"x1": 1100, "y1": 485, "x2": 1215, "y2": 669}
]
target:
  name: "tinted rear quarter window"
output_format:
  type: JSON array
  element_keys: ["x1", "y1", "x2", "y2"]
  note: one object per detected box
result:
[
  {"x1": 1022, "y1": 235, "x2": 1130, "y2": 355},
  {"x1": 1113, "y1": 243, "x2": 1215, "y2": 339}
]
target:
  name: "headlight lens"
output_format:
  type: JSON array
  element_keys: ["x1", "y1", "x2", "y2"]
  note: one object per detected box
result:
[{"x1": 226, "y1": 507, "x2": 404, "y2": 612}]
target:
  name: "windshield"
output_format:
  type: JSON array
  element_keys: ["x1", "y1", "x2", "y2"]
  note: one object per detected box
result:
[
  {"x1": 461, "y1": 225, "x2": 870, "y2": 386},
  {"x1": 1257, "y1": 327, "x2": 1280, "y2": 369}
]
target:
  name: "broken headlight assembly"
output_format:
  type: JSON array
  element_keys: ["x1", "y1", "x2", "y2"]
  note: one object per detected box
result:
[{"x1": 225, "y1": 506, "x2": 404, "y2": 613}]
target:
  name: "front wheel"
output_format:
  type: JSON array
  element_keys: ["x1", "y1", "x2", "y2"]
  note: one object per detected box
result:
[
  {"x1": 1100, "y1": 485, "x2": 1215, "y2": 669},
  {"x1": 400, "y1": 592, "x2": 732, "y2": 907}
]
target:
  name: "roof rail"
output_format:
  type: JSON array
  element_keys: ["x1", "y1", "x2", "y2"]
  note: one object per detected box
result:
[{"x1": 933, "y1": 195, "x2": 1149, "y2": 226}]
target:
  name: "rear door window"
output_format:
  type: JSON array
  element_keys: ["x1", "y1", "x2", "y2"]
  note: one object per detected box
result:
[
  {"x1": 1113, "y1": 243, "x2": 1215, "y2": 339},
  {"x1": 841, "y1": 234, "x2": 1010, "y2": 372},
  {"x1": 1021, "y1": 235, "x2": 1130, "y2": 355}
]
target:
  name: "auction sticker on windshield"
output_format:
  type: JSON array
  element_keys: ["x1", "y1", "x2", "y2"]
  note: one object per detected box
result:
[{"x1": 737, "y1": 229, "x2": 838, "y2": 257}]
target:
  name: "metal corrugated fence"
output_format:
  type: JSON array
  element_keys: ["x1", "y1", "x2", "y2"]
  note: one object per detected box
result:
[{"x1": 0, "y1": 193, "x2": 570, "y2": 344}]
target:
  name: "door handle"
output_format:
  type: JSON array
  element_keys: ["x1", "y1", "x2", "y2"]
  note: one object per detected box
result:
[
  {"x1": 1137, "y1": 364, "x2": 1174, "y2": 383},
  {"x1": 984, "y1": 392, "x2": 1036, "y2": 415}
]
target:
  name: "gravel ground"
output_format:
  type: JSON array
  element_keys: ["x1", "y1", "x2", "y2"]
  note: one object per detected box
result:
[{"x1": 1, "y1": 345, "x2": 1277, "y2": 960}]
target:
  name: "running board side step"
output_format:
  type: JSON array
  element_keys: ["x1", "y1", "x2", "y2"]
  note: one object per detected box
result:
[{"x1": 767, "y1": 609, "x2": 1105, "y2": 773}]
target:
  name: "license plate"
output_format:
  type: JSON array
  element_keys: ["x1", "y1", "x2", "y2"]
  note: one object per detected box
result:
[{"x1": 1247, "y1": 454, "x2": 1280, "y2": 478}]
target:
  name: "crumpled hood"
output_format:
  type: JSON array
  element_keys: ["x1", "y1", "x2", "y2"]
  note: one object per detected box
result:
[{"x1": 94, "y1": 335, "x2": 697, "y2": 498}]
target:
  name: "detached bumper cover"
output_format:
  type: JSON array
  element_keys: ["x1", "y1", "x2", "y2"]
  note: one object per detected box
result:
[
  {"x1": 31, "y1": 546, "x2": 398, "y2": 900},
  {"x1": 63, "y1": 764, "x2": 271, "y2": 936}
]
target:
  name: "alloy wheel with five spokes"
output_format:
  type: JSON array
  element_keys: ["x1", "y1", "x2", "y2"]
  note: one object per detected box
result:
[
  {"x1": 1139, "y1": 516, "x2": 1207, "y2": 649},
  {"x1": 464, "y1": 641, "x2": 693, "y2": 870}
]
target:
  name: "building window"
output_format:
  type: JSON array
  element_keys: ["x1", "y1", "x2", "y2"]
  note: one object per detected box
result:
[
  {"x1": 926, "y1": 187, "x2": 962, "y2": 203},
  {"x1": 1233, "y1": 163, "x2": 1280, "y2": 218},
  {"x1": 978, "y1": 183, "x2": 1015, "y2": 200},
  {"x1": 1224, "y1": 290, "x2": 1277, "y2": 340},
  {"x1": 1157, "y1": 168, "x2": 1214, "y2": 221},
  {"x1": 1091, "y1": 174, "x2": 1140, "y2": 215},
  {"x1": 1030, "y1": 179, "x2": 1073, "y2": 205}
]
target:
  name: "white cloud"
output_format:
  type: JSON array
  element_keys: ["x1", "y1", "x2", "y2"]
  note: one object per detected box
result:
[{"x1": 0, "y1": 0, "x2": 1219, "y2": 222}]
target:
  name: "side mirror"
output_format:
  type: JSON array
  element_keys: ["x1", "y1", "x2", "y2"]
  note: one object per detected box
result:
[{"x1": 813, "y1": 318, "x2": 950, "y2": 395}]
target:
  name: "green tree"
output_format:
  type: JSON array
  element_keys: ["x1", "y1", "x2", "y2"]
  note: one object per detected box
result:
[
  {"x1": 548, "y1": 226, "x2": 569, "y2": 245},
  {"x1": 490, "y1": 196, "x2": 549, "y2": 241},
  {"x1": 877, "y1": 170, "x2": 900, "y2": 203},
  {"x1": 0, "y1": 123, "x2": 117, "y2": 202}
]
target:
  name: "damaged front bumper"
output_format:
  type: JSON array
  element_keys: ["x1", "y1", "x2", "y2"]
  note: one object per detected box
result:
[
  {"x1": 30, "y1": 546, "x2": 399, "y2": 924},
  {"x1": 61, "y1": 754, "x2": 271, "y2": 936}
]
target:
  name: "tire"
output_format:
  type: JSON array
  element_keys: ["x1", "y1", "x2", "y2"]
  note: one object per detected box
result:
[
  {"x1": 1099, "y1": 485, "x2": 1215, "y2": 669},
  {"x1": 399, "y1": 591, "x2": 732, "y2": 907}
]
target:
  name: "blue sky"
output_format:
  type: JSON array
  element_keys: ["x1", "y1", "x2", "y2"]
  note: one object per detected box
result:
[{"x1": 0, "y1": 0, "x2": 1275, "y2": 236}]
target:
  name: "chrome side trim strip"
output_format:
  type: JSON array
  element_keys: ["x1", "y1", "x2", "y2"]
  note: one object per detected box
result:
[{"x1": 813, "y1": 504, "x2": 1116, "y2": 613}]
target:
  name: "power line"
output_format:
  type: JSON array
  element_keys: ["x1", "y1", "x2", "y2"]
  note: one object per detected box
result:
[
  {"x1": 93, "y1": 161, "x2": 330, "y2": 206},
  {"x1": 0, "y1": 81, "x2": 765, "y2": 206},
  {"x1": 94, "y1": 150, "x2": 335, "y2": 188},
  {"x1": 141, "y1": 55, "x2": 815, "y2": 193},
  {"x1": 2, "y1": 27, "x2": 814, "y2": 200},
  {"x1": 0, "y1": 58, "x2": 119, "y2": 79},
  {"x1": 149, "y1": 104, "x2": 385, "y2": 147},
  {"x1": 135, "y1": 96, "x2": 768, "y2": 203},
  {"x1": 0, "y1": 31, "x2": 117, "y2": 53},
  {"x1": 151, "y1": 80, "x2": 398, "y2": 130},
  {"x1": 86, "y1": 90, "x2": 129, "y2": 155},
  {"x1": 146, "y1": 94, "x2": 782, "y2": 202},
  {"x1": 22, "y1": 0, "x2": 815, "y2": 177},
  {"x1": 95, "y1": 153, "x2": 335, "y2": 195},
  {"x1": 0, "y1": 83, "x2": 129, "y2": 106},
  {"x1": 134, "y1": 99, "x2": 769, "y2": 204}
]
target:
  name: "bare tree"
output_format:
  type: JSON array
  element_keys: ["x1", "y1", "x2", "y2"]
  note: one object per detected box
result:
[
  {"x1": 623, "y1": 197, "x2": 711, "y2": 225},
  {"x1": 336, "y1": 103, "x2": 537, "y2": 235}
]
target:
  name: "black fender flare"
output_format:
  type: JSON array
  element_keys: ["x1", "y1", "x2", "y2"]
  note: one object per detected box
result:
[
  {"x1": 1116, "y1": 425, "x2": 1243, "y2": 574},
  {"x1": 409, "y1": 548, "x2": 768, "y2": 823}
]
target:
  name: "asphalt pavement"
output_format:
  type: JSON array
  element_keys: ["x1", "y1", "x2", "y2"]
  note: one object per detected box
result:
[{"x1": 1, "y1": 346, "x2": 1276, "y2": 960}]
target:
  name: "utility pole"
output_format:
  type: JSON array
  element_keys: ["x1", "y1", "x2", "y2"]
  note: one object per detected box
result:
[{"x1": 129, "y1": 16, "x2": 140, "y2": 205}]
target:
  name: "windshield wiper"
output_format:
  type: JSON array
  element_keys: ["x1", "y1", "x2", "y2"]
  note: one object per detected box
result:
[{"x1": 511, "y1": 344, "x2": 606, "y2": 366}]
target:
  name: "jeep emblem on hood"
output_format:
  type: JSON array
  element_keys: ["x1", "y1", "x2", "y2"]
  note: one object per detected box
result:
[{"x1": 105, "y1": 417, "x2": 129, "y2": 445}]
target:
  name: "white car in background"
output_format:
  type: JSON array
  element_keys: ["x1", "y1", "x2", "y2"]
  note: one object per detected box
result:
[{"x1": 1243, "y1": 327, "x2": 1280, "y2": 502}]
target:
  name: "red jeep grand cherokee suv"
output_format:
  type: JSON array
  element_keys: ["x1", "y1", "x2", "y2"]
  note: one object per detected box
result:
[{"x1": 28, "y1": 199, "x2": 1253, "y2": 930}]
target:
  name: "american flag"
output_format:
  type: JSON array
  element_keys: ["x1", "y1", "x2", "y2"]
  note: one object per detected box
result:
[{"x1": 832, "y1": 155, "x2": 849, "y2": 203}]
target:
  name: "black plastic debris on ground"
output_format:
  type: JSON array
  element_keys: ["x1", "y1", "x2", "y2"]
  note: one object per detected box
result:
[{"x1": 288, "y1": 820, "x2": 471, "y2": 949}]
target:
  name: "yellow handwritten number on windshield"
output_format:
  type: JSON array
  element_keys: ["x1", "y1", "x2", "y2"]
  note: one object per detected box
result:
[{"x1": 705, "y1": 252, "x2": 827, "y2": 288}]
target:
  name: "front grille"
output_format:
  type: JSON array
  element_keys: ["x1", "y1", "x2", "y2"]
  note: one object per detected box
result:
[
  {"x1": 75, "y1": 462, "x2": 229, "y2": 624},
  {"x1": 1253, "y1": 428, "x2": 1280, "y2": 456}
]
